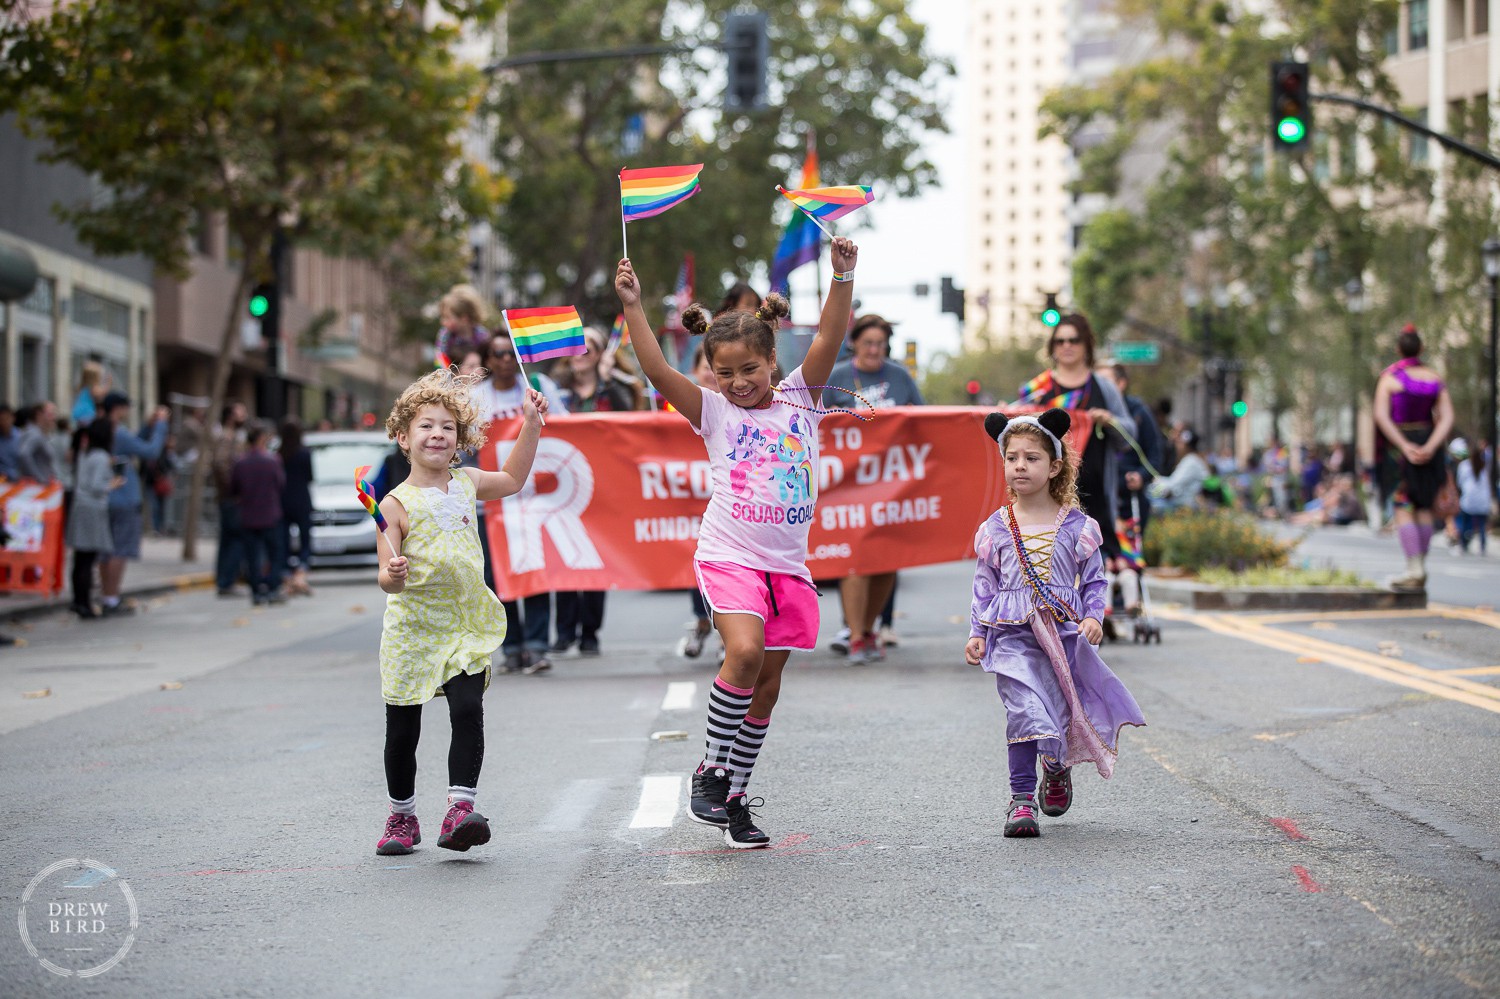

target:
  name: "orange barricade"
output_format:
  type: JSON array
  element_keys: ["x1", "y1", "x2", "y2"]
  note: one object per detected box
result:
[
  {"x1": 0, "y1": 479, "x2": 66, "y2": 596},
  {"x1": 479, "y1": 407, "x2": 1092, "y2": 601}
]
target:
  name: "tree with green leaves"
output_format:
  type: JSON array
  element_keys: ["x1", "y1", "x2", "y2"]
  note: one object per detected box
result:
[
  {"x1": 488, "y1": 0, "x2": 950, "y2": 326},
  {"x1": 1040, "y1": 0, "x2": 1448, "y2": 442},
  {"x1": 1, "y1": 0, "x2": 499, "y2": 559}
]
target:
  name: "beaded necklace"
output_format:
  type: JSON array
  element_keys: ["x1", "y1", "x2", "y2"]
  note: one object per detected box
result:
[
  {"x1": 771, "y1": 385, "x2": 876, "y2": 422},
  {"x1": 1005, "y1": 507, "x2": 1077, "y2": 623}
]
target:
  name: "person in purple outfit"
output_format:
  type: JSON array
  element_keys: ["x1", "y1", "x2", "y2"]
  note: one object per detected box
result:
[
  {"x1": 965, "y1": 409, "x2": 1147, "y2": 838},
  {"x1": 229, "y1": 420, "x2": 287, "y2": 605}
]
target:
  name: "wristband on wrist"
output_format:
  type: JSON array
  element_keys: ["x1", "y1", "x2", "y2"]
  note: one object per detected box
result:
[{"x1": 832, "y1": 270, "x2": 855, "y2": 282}]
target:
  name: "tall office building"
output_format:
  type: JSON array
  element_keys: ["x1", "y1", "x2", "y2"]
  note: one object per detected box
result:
[{"x1": 964, "y1": 0, "x2": 1072, "y2": 348}]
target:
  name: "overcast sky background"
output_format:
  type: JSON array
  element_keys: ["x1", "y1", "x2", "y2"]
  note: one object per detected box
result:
[{"x1": 777, "y1": 0, "x2": 967, "y2": 367}]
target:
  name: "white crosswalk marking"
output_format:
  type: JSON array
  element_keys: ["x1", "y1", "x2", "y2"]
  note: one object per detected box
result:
[
  {"x1": 628, "y1": 775, "x2": 682, "y2": 828},
  {"x1": 536, "y1": 778, "x2": 608, "y2": 832},
  {"x1": 660, "y1": 681, "x2": 697, "y2": 711}
]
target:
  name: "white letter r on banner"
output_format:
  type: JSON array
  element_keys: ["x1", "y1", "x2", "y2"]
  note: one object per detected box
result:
[{"x1": 492, "y1": 438, "x2": 603, "y2": 573}]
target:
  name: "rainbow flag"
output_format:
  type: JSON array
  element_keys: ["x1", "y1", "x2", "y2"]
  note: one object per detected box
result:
[
  {"x1": 1116, "y1": 519, "x2": 1145, "y2": 569},
  {"x1": 608, "y1": 314, "x2": 628, "y2": 351},
  {"x1": 620, "y1": 164, "x2": 703, "y2": 221},
  {"x1": 503, "y1": 306, "x2": 588, "y2": 363},
  {"x1": 1018, "y1": 370, "x2": 1088, "y2": 410},
  {"x1": 355, "y1": 465, "x2": 388, "y2": 532},
  {"x1": 777, "y1": 184, "x2": 873, "y2": 222}
]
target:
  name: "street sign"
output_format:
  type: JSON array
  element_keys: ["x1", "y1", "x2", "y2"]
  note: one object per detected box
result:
[{"x1": 1113, "y1": 342, "x2": 1161, "y2": 364}]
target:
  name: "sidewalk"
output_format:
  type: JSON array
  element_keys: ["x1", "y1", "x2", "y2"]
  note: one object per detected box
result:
[{"x1": 1, "y1": 536, "x2": 216, "y2": 622}]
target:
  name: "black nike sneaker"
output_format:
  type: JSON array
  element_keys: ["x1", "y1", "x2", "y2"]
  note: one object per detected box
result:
[
  {"x1": 723, "y1": 795, "x2": 770, "y2": 849},
  {"x1": 688, "y1": 764, "x2": 731, "y2": 827}
]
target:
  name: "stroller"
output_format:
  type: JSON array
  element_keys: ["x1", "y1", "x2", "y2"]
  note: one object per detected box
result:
[{"x1": 1102, "y1": 492, "x2": 1161, "y2": 644}]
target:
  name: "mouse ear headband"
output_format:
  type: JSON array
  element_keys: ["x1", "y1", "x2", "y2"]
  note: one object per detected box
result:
[{"x1": 983, "y1": 409, "x2": 1072, "y2": 459}]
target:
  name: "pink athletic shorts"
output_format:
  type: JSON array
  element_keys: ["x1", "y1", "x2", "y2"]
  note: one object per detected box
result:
[{"x1": 694, "y1": 560, "x2": 820, "y2": 652}]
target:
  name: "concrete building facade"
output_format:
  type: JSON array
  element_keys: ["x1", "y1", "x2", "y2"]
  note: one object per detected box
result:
[
  {"x1": 0, "y1": 114, "x2": 156, "y2": 427},
  {"x1": 963, "y1": 0, "x2": 1073, "y2": 348}
]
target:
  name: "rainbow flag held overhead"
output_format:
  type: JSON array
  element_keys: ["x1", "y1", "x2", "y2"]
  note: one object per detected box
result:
[
  {"x1": 777, "y1": 184, "x2": 874, "y2": 223},
  {"x1": 355, "y1": 465, "x2": 388, "y2": 532},
  {"x1": 620, "y1": 164, "x2": 704, "y2": 221},
  {"x1": 608, "y1": 314, "x2": 629, "y2": 351},
  {"x1": 503, "y1": 306, "x2": 588, "y2": 363},
  {"x1": 770, "y1": 131, "x2": 823, "y2": 293}
]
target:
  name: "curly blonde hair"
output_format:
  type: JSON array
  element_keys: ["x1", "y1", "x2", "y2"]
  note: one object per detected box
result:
[{"x1": 385, "y1": 368, "x2": 488, "y2": 467}]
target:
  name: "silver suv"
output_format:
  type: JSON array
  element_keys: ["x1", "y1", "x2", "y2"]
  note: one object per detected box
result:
[{"x1": 302, "y1": 431, "x2": 407, "y2": 567}]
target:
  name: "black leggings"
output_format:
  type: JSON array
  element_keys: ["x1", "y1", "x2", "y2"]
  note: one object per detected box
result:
[
  {"x1": 71, "y1": 550, "x2": 98, "y2": 609},
  {"x1": 384, "y1": 670, "x2": 485, "y2": 801}
]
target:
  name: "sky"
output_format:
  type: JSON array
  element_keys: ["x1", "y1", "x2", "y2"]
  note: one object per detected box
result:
[{"x1": 778, "y1": 0, "x2": 967, "y2": 368}]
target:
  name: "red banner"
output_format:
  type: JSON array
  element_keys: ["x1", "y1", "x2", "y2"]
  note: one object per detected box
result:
[{"x1": 480, "y1": 407, "x2": 1091, "y2": 600}]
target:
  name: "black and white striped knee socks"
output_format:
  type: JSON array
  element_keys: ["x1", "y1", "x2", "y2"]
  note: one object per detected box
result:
[
  {"x1": 728, "y1": 715, "x2": 770, "y2": 798},
  {"x1": 702, "y1": 678, "x2": 754, "y2": 771}
]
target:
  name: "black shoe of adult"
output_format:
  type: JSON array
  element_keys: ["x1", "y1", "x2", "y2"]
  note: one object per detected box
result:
[
  {"x1": 578, "y1": 639, "x2": 600, "y2": 656},
  {"x1": 99, "y1": 601, "x2": 135, "y2": 618},
  {"x1": 520, "y1": 653, "x2": 552, "y2": 675},
  {"x1": 501, "y1": 651, "x2": 524, "y2": 673},
  {"x1": 687, "y1": 765, "x2": 731, "y2": 827},
  {"x1": 549, "y1": 638, "x2": 574, "y2": 654},
  {"x1": 723, "y1": 795, "x2": 770, "y2": 848},
  {"x1": 71, "y1": 603, "x2": 98, "y2": 620}
]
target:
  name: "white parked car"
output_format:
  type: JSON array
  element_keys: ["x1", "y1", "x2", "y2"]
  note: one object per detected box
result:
[{"x1": 301, "y1": 431, "x2": 407, "y2": 567}]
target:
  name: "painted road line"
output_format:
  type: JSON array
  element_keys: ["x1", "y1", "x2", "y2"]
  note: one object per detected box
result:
[
  {"x1": 1443, "y1": 667, "x2": 1500, "y2": 676},
  {"x1": 1428, "y1": 602, "x2": 1500, "y2": 631},
  {"x1": 1225, "y1": 617, "x2": 1500, "y2": 702},
  {"x1": 661, "y1": 681, "x2": 697, "y2": 711},
  {"x1": 1157, "y1": 607, "x2": 1500, "y2": 716},
  {"x1": 537, "y1": 778, "x2": 609, "y2": 832},
  {"x1": 628, "y1": 775, "x2": 682, "y2": 828}
]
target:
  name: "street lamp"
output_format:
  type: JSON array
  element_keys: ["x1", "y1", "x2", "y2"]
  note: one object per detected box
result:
[
  {"x1": 1345, "y1": 278, "x2": 1365, "y2": 446},
  {"x1": 1482, "y1": 237, "x2": 1500, "y2": 454}
]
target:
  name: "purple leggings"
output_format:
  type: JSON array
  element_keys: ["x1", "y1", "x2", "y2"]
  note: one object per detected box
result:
[{"x1": 1008, "y1": 740, "x2": 1039, "y2": 796}]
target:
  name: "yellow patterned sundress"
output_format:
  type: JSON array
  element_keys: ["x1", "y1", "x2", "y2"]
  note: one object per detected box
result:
[{"x1": 379, "y1": 470, "x2": 507, "y2": 705}]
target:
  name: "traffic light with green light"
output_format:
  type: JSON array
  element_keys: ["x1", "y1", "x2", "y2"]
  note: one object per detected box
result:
[
  {"x1": 248, "y1": 286, "x2": 271, "y2": 318},
  {"x1": 1041, "y1": 292, "x2": 1061, "y2": 328},
  {"x1": 1270, "y1": 61, "x2": 1310, "y2": 152}
]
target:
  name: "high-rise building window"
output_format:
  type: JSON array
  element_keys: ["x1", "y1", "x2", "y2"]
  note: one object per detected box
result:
[{"x1": 1409, "y1": 0, "x2": 1429, "y2": 49}]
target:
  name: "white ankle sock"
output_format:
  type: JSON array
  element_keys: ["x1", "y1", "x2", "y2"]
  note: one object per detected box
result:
[
  {"x1": 447, "y1": 785, "x2": 476, "y2": 806},
  {"x1": 389, "y1": 795, "x2": 416, "y2": 816}
]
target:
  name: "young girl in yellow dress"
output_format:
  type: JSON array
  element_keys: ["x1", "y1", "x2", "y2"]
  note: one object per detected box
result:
[{"x1": 374, "y1": 368, "x2": 548, "y2": 856}]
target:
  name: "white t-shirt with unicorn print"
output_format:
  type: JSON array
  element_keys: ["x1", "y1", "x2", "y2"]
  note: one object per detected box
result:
[{"x1": 692, "y1": 365, "x2": 822, "y2": 581}]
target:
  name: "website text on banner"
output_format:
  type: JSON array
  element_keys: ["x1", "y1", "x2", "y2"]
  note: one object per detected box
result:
[{"x1": 479, "y1": 407, "x2": 1092, "y2": 601}]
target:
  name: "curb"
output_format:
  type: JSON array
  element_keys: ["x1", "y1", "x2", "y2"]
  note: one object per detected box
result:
[
  {"x1": 3, "y1": 573, "x2": 215, "y2": 625},
  {"x1": 1147, "y1": 576, "x2": 1428, "y2": 612}
]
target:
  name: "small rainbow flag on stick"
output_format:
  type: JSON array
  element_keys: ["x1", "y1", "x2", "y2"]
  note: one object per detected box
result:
[
  {"x1": 776, "y1": 184, "x2": 874, "y2": 237},
  {"x1": 619, "y1": 164, "x2": 703, "y2": 256},
  {"x1": 356, "y1": 465, "x2": 401, "y2": 557},
  {"x1": 502, "y1": 306, "x2": 588, "y2": 363},
  {"x1": 608, "y1": 314, "x2": 629, "y2": 352}
]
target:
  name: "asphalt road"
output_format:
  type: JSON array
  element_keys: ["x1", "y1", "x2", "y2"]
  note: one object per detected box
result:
[{"x1": 1, "y1": 535, "x2": 1498, "y2": 998}]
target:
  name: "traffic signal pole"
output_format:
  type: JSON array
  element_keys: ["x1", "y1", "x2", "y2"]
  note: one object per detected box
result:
[{"x1": 1310, "y1": 93, "x2": 1500, "y2": 173}]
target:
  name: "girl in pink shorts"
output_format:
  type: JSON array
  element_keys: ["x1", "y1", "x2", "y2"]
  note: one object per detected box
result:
[{"x1": 614, "y1": 236, "x2": 859, "y2": 847}]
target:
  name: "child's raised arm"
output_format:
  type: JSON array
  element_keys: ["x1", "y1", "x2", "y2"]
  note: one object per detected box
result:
[
  {"x1": 798, "y1": 237, "x2": 859, "y2": 403},
  {"x1": 615, "y1": 258, "x2": 703, "y2": 426},
  {"x1": 465, "y1": 389, "x2": 549, "y2": 502}
]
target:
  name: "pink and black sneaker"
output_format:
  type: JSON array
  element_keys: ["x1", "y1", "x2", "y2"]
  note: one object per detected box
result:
[
  {"x1": 1004, "y1": 794, "x2": 1040, "y2": 838},
  {"x1": 1040, "y1": 766, "x2": 1073, "y2": 817},
  {"x1": 437, "y1": 800, "x2": 491, "y2": 852},
  {"x1": 376, "y1": 813, "x2": 421, "y2": 856}
]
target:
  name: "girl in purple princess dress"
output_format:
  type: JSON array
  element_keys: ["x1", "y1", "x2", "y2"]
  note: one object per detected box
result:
[{"x1": 964, "y1": 409, "x2": 1146, "y2": 838}]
